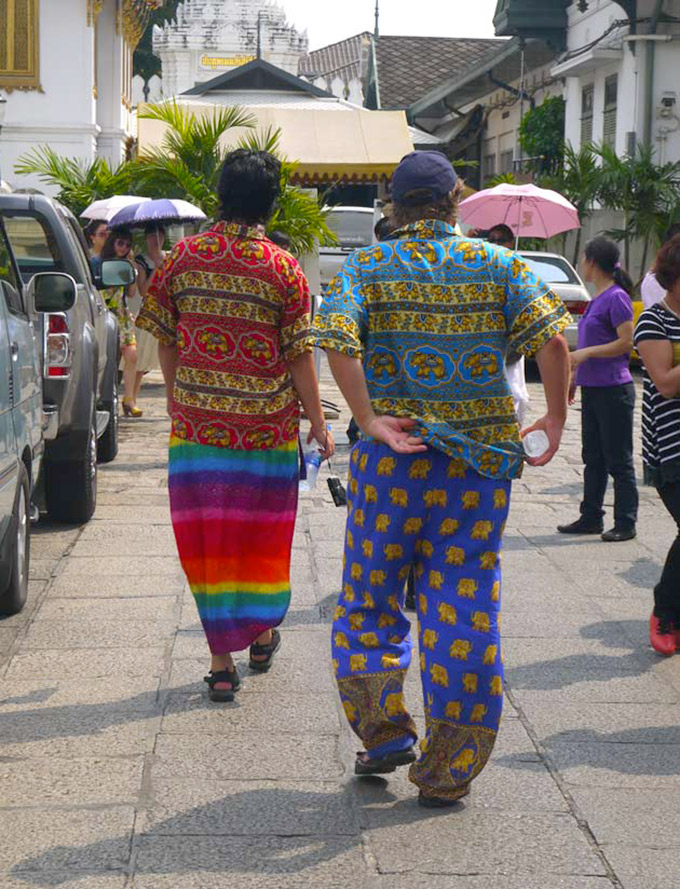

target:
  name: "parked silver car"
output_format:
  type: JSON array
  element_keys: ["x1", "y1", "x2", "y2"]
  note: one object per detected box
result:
[
  {"x1": 520, "y1": 252, "x2": 590, "y2": 350},
  {"x1": 320, "y1": 207, "x2": 375, "y2": 289}
]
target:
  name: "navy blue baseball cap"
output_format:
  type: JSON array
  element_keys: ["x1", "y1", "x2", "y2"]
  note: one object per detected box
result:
[{"x1": 391, "y1": 151, "x2": 458, "y2": 205}]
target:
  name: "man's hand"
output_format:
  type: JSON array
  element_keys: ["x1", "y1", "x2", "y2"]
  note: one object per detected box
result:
[
  {"x1": 363, "y1": 416, "x2": 428, "y2": 454},
  {"x1": 521, "y1": 413, "x2": 565, "y2": 467},
  {"x1": 308, "y1": 424, "x2": 335, "y2": 460}
]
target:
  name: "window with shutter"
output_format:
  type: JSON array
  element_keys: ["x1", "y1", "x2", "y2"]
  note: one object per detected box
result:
[
  {"x1": 603, "y1": 74, "x2": 618, "y2": 148},
  {"x1": 581, "y1": 85, "x2": 594, "y2": 145},
  {"x1": 0, "y1": 0, "x2": 40, "y2": 91}
]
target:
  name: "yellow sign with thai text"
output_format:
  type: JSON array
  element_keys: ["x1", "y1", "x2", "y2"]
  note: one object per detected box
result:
[{"x1": 200, "y1": 55, "x2": 256, "y2": 70}]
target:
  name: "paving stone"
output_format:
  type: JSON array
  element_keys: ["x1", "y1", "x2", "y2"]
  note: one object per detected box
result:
[
  {"x1": 605, "y1": 846, "x2": 680, "y2": 889},
  {"x1": 0, "y1": 807, "x2": 133, "y2": 872},
  {"x1": 168, "y1": 651, "x2": 335, "y2": 694},
  {"x1": 371, "y1": 880, "x2": 613, "y2": 889},
  {"x1": 89, "y1": 505, "x2": 172, "y2": 525},
  {"x1": 133, "y1": 835, "x2": 366, "y2": 882},
  {"x1": 4, "y1": 647, "x2": 166, "y2": 681},
  {"x1": 69, "y1": 538, "x2": 178, "y2": 557},
  {"x1": 152, "y1": 732, "x2": 342, "y2": 781},
  {"x1": 0, "y1": 757, "x2": 143, "y2": 806},
  {"x1": 516, "y1": 700, "x2": 680, "y2": 745},
  {"x1": 21, "y1": 620, "x2": 177, "y2": 650},
  {"x1": 35, "y1": 597, "x2": 177, "y2": 624},
  {"x1": 58, "y1": 556, "x2": 182, "y2": 577},
  {"x1": 142, "y1": 779, "x2": 359, "y2": 836},
  {"x1": 544, "y1": 741, "x2": 680, "y2": 788},
  {"x1": 0, "y1": 874, "x2": 127, "y2": 888},
  {"x1": 161, "y1": 690, "x2": 340, "y2": 736},
  {"x1": 569, "y1": 786, "x2": 680, "y2": 847},
  {"x1": 29, "y1": 559, "x2": 59, "y2": 581},
  {"x1": 366, "y1": 810, "x2": 605, "y2": 876},
  {"x1": 46, "y1": 574, "x2": 186, "y2": 598}
]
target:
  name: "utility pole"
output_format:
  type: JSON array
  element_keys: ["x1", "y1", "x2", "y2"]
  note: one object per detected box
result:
[{"x1": 374, "y1": 0, "x2": 380, "y2": 40}]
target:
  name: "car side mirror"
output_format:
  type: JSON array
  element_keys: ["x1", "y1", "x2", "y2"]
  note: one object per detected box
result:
[
  {"x1": 100, "y1": 259, "x2": 136, "y2": 288},
  {"x1": 30, "y1": 272, "x2": 77, "y2": 314}
]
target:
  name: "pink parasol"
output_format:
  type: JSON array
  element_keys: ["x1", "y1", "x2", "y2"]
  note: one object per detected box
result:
[{"x1": 458, "y1": 183, "x2": 580, "y2": 246}]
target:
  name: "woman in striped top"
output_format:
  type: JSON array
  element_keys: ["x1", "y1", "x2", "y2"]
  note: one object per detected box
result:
[{"x1": 634, "y1": 235, "x2": 680, "y2": 656}]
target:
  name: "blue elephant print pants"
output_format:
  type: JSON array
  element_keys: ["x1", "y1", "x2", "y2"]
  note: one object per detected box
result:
[{"x1": 333, "y1": 441, "x2": 511, "y2": 802}]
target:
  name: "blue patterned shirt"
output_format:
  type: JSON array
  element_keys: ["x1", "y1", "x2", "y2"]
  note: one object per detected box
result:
[{"x1": 313, "y1": 220, "x2": 570, "y2": 479}]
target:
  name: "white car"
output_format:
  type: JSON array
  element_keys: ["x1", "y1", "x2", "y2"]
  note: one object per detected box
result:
[
  {"x1": 320, "y1": 207, "x2": 375, "y2": 289},
  {"x1": 520, "y1": 252, "x2": 591, "y2": 350}
]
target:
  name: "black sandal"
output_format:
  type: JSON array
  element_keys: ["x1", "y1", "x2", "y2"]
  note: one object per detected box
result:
[
  {"x1": 249, "y1": 629, "x2": 281, "y2": 672},
  {"x1": 204, "y1": 668, "x2": 241, "y2": 703},
  {"x1": 355, "y1": 747, "x2": 417, "y2": 776}
]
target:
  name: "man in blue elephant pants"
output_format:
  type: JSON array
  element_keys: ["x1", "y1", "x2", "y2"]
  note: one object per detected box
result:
[{"x1": 313, "y1": 152, "x2": 571, "y2": 807}]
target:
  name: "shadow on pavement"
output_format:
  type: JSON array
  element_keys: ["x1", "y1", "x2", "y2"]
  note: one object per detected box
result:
[{"x1": 8, "y1": 781, "x2": 446, "y2": 885}]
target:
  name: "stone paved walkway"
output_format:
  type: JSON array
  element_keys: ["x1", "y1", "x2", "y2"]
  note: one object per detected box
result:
[{"x1": 0, "y1": 362, "x2": 676, "y2": 889}]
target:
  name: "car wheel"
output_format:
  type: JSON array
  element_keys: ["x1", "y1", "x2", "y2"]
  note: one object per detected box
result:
[
  {"x1": 45, "y1": 411, "x2": 98, "y2": 524},
  {"x1": 0, "y1": 464, "x2": 30, "y2": 615},
  {"x1": 97, "y1": 374, "x2": 119, "y2": 464}
]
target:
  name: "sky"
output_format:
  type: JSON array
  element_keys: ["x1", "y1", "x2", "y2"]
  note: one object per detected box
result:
[{"x1": 279, "y1": 1, "x2": 498, "y2": 50}]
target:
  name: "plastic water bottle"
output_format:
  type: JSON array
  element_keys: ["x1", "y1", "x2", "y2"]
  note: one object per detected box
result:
[
  {"x1": 523, "y1": 430, "x2": 550, "y2": 459},
  {"x1": 300, "y1": 439, "x2": 322, "y2": 491}
]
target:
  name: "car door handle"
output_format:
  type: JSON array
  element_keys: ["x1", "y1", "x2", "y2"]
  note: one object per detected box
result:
[{"x1": 10, "y1": 342, "x2": 19, "y2": 360}]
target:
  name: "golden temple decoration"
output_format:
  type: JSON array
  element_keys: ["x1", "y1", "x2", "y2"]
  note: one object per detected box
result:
[
  {"x1": 87, "y1": 0, "x2": 104, "y2": 26},
  {"x1": 117, "y1": 0, "x2": 162, "y2": 48}
]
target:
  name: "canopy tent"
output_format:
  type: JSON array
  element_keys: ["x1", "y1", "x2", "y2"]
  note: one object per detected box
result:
[{"x1": 136, "y1": 103, "x2": 417, "y2": 188}]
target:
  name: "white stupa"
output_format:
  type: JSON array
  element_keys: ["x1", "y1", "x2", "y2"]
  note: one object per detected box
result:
[{"x1": 150, "y1": 0, "x2": 309, "y2": 100}]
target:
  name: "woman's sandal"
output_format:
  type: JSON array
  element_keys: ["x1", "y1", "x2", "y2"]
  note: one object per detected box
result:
[
  {"x1": 355, "y1": 747, "x2": 417, "y2": 776},
  {"x1": 204, "y1": 668, "x2": 241, "y2": 703},
  {"x1": 249, "y1": 629, "x2": 281, "y2": 672}
]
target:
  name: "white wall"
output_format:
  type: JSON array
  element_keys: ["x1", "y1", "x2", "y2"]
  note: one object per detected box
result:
[
  {"x1": 560, "y1": 0, "x2": 680, "y2": 161},
  {"x1": 2, "y1": 0, "x2": 134, "y2": 193},
  {"x1": 2, "y1": 0, "x2": 96, "y2": 191}
]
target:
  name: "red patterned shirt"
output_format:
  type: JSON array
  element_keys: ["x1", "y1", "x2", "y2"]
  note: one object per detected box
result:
[{"x1": 137, "y1": 221, "x2": 312, "y2": 450}]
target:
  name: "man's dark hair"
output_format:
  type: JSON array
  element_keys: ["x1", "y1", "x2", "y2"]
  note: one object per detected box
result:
[
  {"x1": 374, "y1": 216, "x2": 395, "y2": 241},
  {"x1": 488, "y1": 224, "x2": 514, "y2": 247},
  {"x1": 218, "y1": 149, "x2": 282, "y2": 225}
]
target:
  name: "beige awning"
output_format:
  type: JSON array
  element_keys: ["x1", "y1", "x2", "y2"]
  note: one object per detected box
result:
[{"x1": 137, "y1": 104, "x2": 415, "y2": 185}]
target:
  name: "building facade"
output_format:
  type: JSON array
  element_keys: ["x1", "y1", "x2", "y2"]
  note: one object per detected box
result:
[
  {"x1": 553, "y1": 0, "x2": 680, "y2": 162},
  {"x1": 149, "y1": 0, "x2": 308, "y2": 101},
  {"x1": 1, "y1": 0, "x2": 155, "y2": 191}
]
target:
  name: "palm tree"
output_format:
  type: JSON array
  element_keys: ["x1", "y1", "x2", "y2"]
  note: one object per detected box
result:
[
  {"x1": 594, "y1": 142, "x2": 680, "y2": 279},
  {"x1": 130, "y1": 101, "x2": 256, "y2": 215},
  {"x1": 14, "y1": 148, "x2": 133, "y2": 218},
  {"x1": 539, "y1": 143, "x2": 600, "y2": 265},
  {"x1": 132, "y1": 103, "x2": 336, "y2": 254}
]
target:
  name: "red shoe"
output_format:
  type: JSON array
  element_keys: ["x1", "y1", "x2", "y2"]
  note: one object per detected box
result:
[{"x1": 650, "y1": 614, "x2": 676, "y2": 657}]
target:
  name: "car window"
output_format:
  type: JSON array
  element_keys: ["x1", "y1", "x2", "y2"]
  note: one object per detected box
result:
[
  {"x1": 3, "y1": 214, "x2": 65, "y2": 282},
  {"x1": 326, "y1": 210, "x2": 374, "y2": 248},
  {"x1": 0, "y1": 225, "x2": 25, "y2": 315},
  {"x1": 521, "y1": 256, "x2": 579, "y2": 285}
]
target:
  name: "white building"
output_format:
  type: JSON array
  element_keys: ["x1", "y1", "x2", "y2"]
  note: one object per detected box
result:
[
  {"x1": 1, "y1": 0, "x2": 153, "y2": 192},
  {"x1": 147, "y1": 0, "x2": 308, "y2": 102},
  {"x1": 554, "y1": 0, "x2": 680, "y2": 163},
  {"x1": 409, "y1": 40, "x2": 559, "y2": 189}
]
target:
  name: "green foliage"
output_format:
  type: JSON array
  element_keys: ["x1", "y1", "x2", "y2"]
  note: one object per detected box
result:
[
  {"x1": 486, "y1": 171, "x2": 518, "y2": 187},
  {"x1": 13, "y1": 147, "x2": 133, "y2": 218},
  {"x1": 539, "y1": 143, "x2": 600, "y2": 264},
  {"x1": 16, "y1": 100, "x2": 337, "y2": 256},
  {"x1": 593, "y1": 141, "x2": 680, "y2": 278},
  {"x1": 133, "y1": 0, "x2": 185, "y2": 99},
  {"x1": 519, "y1": 96, "x2": 566, "y2": 174}
]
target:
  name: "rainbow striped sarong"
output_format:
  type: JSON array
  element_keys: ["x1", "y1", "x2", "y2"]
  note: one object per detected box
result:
[{"x1": 168, "y1": 436, "x2": 299, "y2": 654}]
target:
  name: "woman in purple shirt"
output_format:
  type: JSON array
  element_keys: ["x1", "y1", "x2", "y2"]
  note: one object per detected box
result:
[{"x1": 558, "y1": 236, "x2": 638, "y2": 542}]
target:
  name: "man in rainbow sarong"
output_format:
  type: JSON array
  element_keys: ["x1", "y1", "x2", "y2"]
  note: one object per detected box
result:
[{"x1": 313, "y1": 151, "x2": 571, "y2": 807}]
